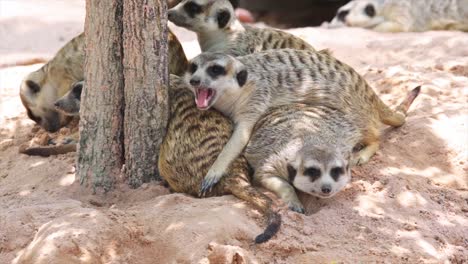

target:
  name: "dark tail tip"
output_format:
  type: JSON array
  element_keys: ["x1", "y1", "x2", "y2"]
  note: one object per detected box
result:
[
  {"x1": 398, "y1": 85, "x2": 422, "y2": 114},
  {"x1": 254, "y1": 212, "x2": 282, "y2": 244}
]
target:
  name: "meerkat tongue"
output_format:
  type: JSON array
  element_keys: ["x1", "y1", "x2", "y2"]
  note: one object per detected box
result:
[{"x1": 196, "y1": 88, "x2": 211, "y2": 109}]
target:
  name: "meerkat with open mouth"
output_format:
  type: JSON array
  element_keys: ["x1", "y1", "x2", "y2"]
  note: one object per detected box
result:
[{"x1": 185, "y1": 49, "x2": 421, "y2": 194}]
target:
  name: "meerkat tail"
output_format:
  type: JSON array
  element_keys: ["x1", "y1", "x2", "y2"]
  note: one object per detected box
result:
[
  {"x1": 19, "y1": 143, "x2": 77, "y2": 157},
  {"x1": 228, "y1": 182, "x2": 281, "y2": 244},
  {"x1": 375, "y1": 86, "x2": 421, "y2": 128},
  {"x1": 395, "y1": 86, "x2": 421, "y2": 115}
]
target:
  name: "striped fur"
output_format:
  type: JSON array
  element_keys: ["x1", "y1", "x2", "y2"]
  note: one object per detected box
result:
[{"x1": 159, "y1": 75, "x2": 281, "y2": 244}]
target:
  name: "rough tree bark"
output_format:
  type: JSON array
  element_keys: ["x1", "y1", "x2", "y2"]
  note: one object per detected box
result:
[
  {"x1": 79, "y1": 0, "x2": 168, "y2": 191},
  {"x1": 123, "y1": 0, "x2": 169, "y2": 187},
  {"x1": 78, "y1": 0, "x2": 125, "y2": 192}
]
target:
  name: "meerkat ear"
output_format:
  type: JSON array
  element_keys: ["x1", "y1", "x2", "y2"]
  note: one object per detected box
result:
[
  {"x1": 71, "y1": 81, "x2": 83, "y2": 99},
  {"x1": 287, "y1": 164, "x2": 297, "y2": 183},
  {"x1": 217, "y1": 10, "x2": 231, "y2": 29},
  {"x1": 236, "y1": 69, "x2": 248, "y2": 87},
  {"x1": 228, "y1": 0, "x2": 239, "y2": 9}
]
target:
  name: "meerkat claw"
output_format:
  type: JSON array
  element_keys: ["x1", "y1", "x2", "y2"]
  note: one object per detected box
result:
[
  {"x1": 288, "y1": 203, "x2": 305, "y2": 214},
  {"x1": 200, "y1": 177, "x2": 218, "y2": 196}
]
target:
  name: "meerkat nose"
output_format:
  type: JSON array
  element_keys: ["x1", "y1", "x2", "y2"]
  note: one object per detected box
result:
[
  {"x1": 337, "y1": 10, "x2": 349, "y2": 22},
  {"x1": 190, "y1": 78, "x2": 201, "y2": 86},
  {"x1": 321, "y1": 185, "x2": 332, "y2": 194},
  {"x1": 168, "y1": 10, "x2": 176, "y2": 21}
]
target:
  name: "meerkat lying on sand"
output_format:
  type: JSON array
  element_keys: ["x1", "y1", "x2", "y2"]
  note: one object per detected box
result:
[
  {"x1": 330, "y1": 0, "x2": 468, "y2": 32},
  {"x1": 168, "y1": 0, "x2": 315, "y2": 56},
  {"x1": 159, "y1": 75, "x2": 281, "y2": 243},
  {"x1": 185, "y1": 49, "x2": 421, "y2": 194},
  {"x1": 19, "y1": 81, "x2": 83, "y2": 157},
  {"x1": 20, "y1": 29, "x2": 187, "y2": 133},
  {"x1": 245, "y1": 90, "x2": 418, "y2": 213},
  {"x1": 20, "y1": 29, "x2": 188, "y2": 156}
]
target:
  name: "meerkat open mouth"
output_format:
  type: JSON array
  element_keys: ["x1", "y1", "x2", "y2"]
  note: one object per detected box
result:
[{"x1": 195, "y1": 87, "x2": 216, "y2": 110}]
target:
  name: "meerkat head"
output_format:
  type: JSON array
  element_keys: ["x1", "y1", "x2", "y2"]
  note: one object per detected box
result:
[
  {"x1": 287, "y1": 145, "x2": 351, "y2": 199},
  {"x1": 334, "y1": 0, "x2": 385, "y2": 29},
  {"x1": 20, "y1": 67, "x2": 76, "y2": 132},
  {"x1": 184, "y1": 52, "x2": 248, "y2": 110},
  {"x1": 168, "y1": 0, "x2": 239, "y2": 32},
  {"x1": 54, "y1": 81, "x2": 83, "y2": 116}
]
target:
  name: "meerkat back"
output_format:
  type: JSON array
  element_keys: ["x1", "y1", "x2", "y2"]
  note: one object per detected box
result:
[{"x1": 168, "y1": 0, "x2": 315, "y2": 56}]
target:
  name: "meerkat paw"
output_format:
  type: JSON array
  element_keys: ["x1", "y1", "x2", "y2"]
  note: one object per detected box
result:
[
  {"x1": 200, "y1": 168, "x2": 226, "y2": 196},
  {"x1": 287, "y1": 200, "x2": 305, "y2": 214},
  {"x1": 352, "y1": 144, "x2": 379, "y2": 166}
]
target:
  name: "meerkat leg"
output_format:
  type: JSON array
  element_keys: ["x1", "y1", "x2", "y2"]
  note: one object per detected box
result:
[
  {"x1": 373, "y1": 21, "x2": 406, "y2": 32},
  {"x1": 352, "y1": 141, "x2": 379, "y2": 166},
  {"x1": 352, "y1": 126, "x2": 380, "y2": 166},
  {"x1": 259, "y1": 175, "x2": 304, "y2": 214},
  {"x1": 201, "y1": 121, "x2": 255, "y2": 195}
]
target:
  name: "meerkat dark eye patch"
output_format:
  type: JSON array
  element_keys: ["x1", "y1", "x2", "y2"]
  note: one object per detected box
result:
[
  {"x1": 287, "y1": 164, "x2": 297, "y2": 183},
  {"x1": 184, "y1": 1, "x2": 202, "y2": 18},
  {"x1": 217, "y1": 10, "x2": 231, "y2": 29},
  {"x1": 304, "y1": 167, "x2": 321, "y2": 182},
  {"x1": 330, "y1": 167, "x2": 344, "y2": 181},
  {"x1": 26, "y1": 80, "x2": 41, "y2": 93},
  {"x1": 364, "y1": 4, "x2": 376, "y2": 17},
  {"x1": 189, "y1": 63, "x2": 198, "y2": 74},
  {"x1": 236, "y1": 69, "x2": 248, "y2": 87},
  {"x1": 207, "y1": 65, "x2": 226, "y2": 78}
]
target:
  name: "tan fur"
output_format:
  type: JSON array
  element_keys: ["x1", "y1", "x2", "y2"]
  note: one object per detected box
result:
[
  {"x1": 244, "y1": 90, "x2": 421, "y2": 213},
  {"x1": 168, "y1": 0, "x2": 315, "y2": 56},
  {"x1": 20, "y1": 29, "x2": 188, "y2": 156},
  {"x1": 186, "y1": 49, "x2": 421, "y2": 190},
  {"x1": 331, "y1": 0, "x2": 468, "y2": 32},
  {"x1": 20, "y1": 29, "x2": 187, "y2": 133},
  {"x1": 159, "y1": 75, "x2": 281, "y2": 244}
]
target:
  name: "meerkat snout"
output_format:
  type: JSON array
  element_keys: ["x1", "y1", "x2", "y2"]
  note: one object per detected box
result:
[
  {"x1": 185, "y1": 52, "x2": 248, "y2": 110},
  {"x1": 54, "y1": 81, "x2": 83, "y2": 116},
  {"x1": 289, "y1": 147, "x2": 351, "y2": 199}
]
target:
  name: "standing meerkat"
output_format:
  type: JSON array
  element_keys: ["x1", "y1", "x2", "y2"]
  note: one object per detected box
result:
[
  {"x1": 158, "y1": 75, "x2": 281, "y2": 244},
  {"x1": 244, "y1": 93, "x2": 418, "y2": 213},
  {"x1": 20, "y1": 29, "x2": 187, "y2": 133},
  {"x1": 185, "y1": 49, "x2": 421, "y2": 193},
  {"x1": 168, "y1": 0, "x2": 315, "y2": 56},
  {"x1": 330, "y1": 0, "x2": 468, "y2": 32}
]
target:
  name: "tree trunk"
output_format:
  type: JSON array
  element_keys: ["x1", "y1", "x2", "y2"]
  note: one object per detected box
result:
[
  {"x1": 78, "y1": 0, "x2": 125, "y2": 192},
  {"x1": 123, "y1": 0, "x2": 169, "y2": 187},
  {"x1": 79, "y1": 0, "x2": 168, "y2": 191}
]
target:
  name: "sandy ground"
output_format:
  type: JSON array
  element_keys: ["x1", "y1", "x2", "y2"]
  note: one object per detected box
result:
[{"x1": 1, "y1": 1, "x2": 467, "y2": 263}]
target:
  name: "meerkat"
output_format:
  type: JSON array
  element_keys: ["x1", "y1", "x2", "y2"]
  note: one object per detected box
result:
[
  {"x1": 20, "y1": 33, "x2": 84, "y2": 132},
  {"x1": 168, "y1": 0, "x2": 315, "y2": 56},
  {"x1": 18, "y1": 81, "x2": 83, "y2": 157},
  {"x1": 244, "y1": 89, "x2": 418, "y2": 213},
  {"x1": 20, "y1": 28, "x2": 188, "y2": 133},
  {"x1": 185, "y1": 49, "x2": 421, "y2": 193},
  {"x1": 330, "y1": 0, "x2": 468, "y2": 32},
  {"x1": 158, "y1": 75, "x2": 281, "y2": 244}
]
